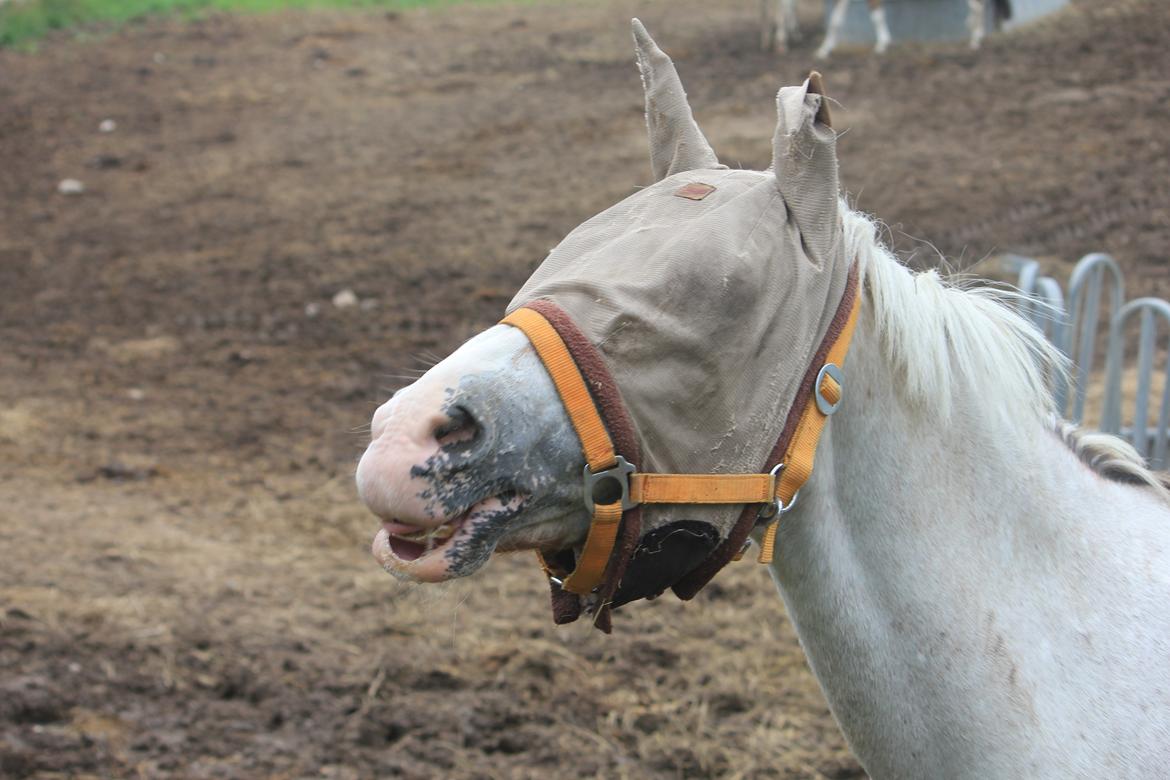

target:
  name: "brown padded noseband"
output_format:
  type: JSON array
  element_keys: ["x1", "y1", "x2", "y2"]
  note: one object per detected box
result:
[{"x1": 525, "y1": 299, "x2": 643, "y2": 632}]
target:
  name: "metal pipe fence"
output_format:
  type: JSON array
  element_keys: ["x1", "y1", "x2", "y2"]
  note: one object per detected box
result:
[{"x1": 1004, "y1": 253, "x2": 1170, "y2": 469}]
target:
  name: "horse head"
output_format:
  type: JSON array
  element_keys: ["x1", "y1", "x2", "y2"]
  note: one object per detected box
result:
[{"x1": 356, "y1": 20, "x2": 854, "y2": 626}]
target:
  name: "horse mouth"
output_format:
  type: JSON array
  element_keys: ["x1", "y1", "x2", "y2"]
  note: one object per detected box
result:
[
  {"x1": 371, "y1": 492, "x2": 526, "y2": 582},
  {"x1": 379, "y1": 518, "x2": 461, "y2": 561}
]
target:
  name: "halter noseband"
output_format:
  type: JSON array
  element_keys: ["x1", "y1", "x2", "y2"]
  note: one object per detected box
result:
[{"x1": 500, "y1": 265, "x2": 861, "y2": 629}]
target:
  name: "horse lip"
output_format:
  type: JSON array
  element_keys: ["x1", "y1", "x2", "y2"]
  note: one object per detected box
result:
[
  {"x1": 378, "y1": 485, "x2": 520, "y2": 537},
  {"x1": 371, "y1": 492, "x2": 528, "y2": 580}
]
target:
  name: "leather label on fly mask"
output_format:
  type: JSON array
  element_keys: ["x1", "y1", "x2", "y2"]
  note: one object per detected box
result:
[{"x1": 674, "y1": 182, "x2": 716, "y2": 201}]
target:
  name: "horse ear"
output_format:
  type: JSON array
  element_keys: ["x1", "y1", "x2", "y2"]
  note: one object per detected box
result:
[
  {"x1": 632, "y1": 19, "x2": 723, "y2": 182},
  {"x1": 772, "y1": 71, "x2": 840, "y2": 263}
]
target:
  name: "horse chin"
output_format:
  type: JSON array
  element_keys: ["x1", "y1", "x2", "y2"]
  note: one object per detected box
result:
[
  {"x1": 370, "y1": 492, "x2": 528, "y2": 583},
  {"x1": 495, "y1": 511, "x2": 585, "y2": 555}
]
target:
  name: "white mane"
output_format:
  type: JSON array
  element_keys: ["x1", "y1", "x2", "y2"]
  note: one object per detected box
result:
[{"x1": 841, "y1": 205, "x2": 1170, "y2": 500}]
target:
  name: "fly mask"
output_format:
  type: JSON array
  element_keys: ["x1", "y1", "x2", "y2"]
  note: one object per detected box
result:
[{"x1": 502, "y1": 21, "x2": 858, "y2": 630}]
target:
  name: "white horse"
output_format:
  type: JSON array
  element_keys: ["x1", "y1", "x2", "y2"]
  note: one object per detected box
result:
[
  {"x1": 805, "y1": 0, "x2": 1010, "y2": 58},
  {"x1": 357, "y1": 21, "x2": 1170, "y2": 778}
]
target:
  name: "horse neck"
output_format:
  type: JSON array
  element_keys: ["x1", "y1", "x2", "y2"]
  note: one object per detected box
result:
[{"x1": 763, "y1": 293, "x2": 1163, "y2": 775}]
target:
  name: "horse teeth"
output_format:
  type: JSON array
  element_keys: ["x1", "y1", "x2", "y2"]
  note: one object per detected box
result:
[{"x1": 393, "y1": 522, "x2": 455, "y2": 543}]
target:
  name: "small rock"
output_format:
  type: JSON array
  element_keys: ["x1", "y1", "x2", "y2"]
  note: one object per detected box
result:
[
  {"x1": 305, "y1": 302, "x2": 321, "y2": 318},
  {"x1": 332, "y1": 289, "x2": 359, "y2": 309},
  {"x1": 98, "y1": 119, "x2": 117, "y2": 133},
  {"x1": 57, "y1": 179, "x2": 85, "y2": 195},
  {"x1": 127, "y1": 388, "x2": 146, "y2": 401},
  {"x1": 92, "y1": 336, "x2": 180, "y2": 363},
  {"x1": 153, "y1": 52, "x2": 166, "y2": 64}
]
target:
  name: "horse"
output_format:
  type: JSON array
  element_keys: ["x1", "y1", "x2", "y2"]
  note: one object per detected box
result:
[
  {"x1": 760, "y1": 0, "x2": 800, "y2": 52},
  {"x1": 779, "y1": 0, "x2": 1013, "y2": 58},
  {"x1": 356, "y1": 20, "x2": 1170, "y2": 777}
]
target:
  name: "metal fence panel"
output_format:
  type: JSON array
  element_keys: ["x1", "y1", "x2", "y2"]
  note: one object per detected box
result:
[
  {"x1": 1008, "y1": 253, "x2": 1169, "y2": 468},
  {"x1": 1102, "y1": 298, "x2": 1170, "y2": 468},
  {"x1": 1064, "y1": 253, "x2": 1125, "y2": 423}
]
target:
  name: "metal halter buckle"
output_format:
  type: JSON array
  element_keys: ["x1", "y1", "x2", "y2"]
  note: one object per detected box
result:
[
  {"x1": 757, "y1": 462, "x2": 800, "y2": 520},
  {"x1": 582, "y1": 455, "x2": 637, "y2": 513}
]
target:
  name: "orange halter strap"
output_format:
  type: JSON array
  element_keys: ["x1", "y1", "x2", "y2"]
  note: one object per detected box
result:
[{"x1": 499, "y1": 281, "x2": 860, "y2": 602}]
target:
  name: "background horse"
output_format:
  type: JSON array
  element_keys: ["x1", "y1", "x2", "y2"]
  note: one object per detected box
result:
[
  {"x1": 358, "y1": 20, "x2": 1170, "y2": 777},
  {"x1": 763, "y1": 0, "x2": 1013, "y2": 56}
]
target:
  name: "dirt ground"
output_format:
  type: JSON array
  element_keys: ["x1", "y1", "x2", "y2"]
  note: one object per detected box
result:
[{"x1": 1, "y1": 0, "x2": 1169, "y2": 776}]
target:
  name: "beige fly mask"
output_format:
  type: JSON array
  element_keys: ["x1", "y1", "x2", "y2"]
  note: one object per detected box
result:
[{"x1": 505, "y1": 21, "x2": 856, "y2": 625}]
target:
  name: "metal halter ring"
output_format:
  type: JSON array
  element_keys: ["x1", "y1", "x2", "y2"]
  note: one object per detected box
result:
[
  {"x1": 757, "y1": 462, "x2": 800, "y2": 520},
  {"x1": 815, "y1": 363, "x2": 845, "y2": 416}
]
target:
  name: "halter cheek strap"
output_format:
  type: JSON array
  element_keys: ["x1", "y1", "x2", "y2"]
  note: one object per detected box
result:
[
  {"x1": 757, "y1": 296, "x2": 858, "y2": 562},
  {"x1": 500, "y1": 278, "x2": 860, "y2": 607},
  {"x1": 500, "y1": 306, "x2": 628, "y2": 594}
]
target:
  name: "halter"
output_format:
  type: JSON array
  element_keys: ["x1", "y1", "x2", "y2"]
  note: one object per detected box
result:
[{"x1": 500, "y1": 264, "x2": 860, "y2": 628}]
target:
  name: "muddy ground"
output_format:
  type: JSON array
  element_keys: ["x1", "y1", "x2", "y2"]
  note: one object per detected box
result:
[{"x1": 1, "y1": 0, "x2": 1168, "y2": 776}]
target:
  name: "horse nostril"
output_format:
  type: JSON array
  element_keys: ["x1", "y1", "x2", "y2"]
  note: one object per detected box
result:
[{"x1": 434, "y1": 405, "x2": 480, "y2": 449}]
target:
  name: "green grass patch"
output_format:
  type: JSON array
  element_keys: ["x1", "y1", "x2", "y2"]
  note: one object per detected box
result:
[{"x1": 0, "y1": 0, "x2": 526, "y2": 48}]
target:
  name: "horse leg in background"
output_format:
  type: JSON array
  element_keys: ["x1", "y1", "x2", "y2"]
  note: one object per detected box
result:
[
  {"x1": 816, "y1": 0, "x2": 850, "y2": 58},
  {"x1": 994, "y1": 0, "x2": 1013, "y2": 29},
  {"x1": 819, "y1": 0, "x2": 891, "y2": 58},
  {"x1": 968, "y1": 0, "x2": 985, "y2": 48},
  {"x1": 761, "y1": 0, "x2": 779, "y2": 51},
  {"x1": 869, "y1": 0, "x2": 892, "y2": 54},
  {"x1": 784, "y1": 0, "x2": 800, "y2": 43}
]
